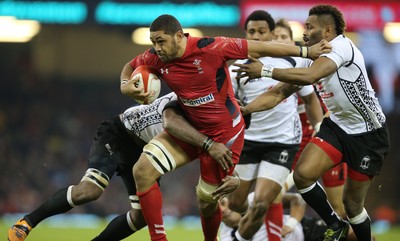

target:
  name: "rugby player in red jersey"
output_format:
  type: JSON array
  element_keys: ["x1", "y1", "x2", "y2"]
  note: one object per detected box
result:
[{"x1": 119, "y1": 14, "x2": 330, "y2": 241}]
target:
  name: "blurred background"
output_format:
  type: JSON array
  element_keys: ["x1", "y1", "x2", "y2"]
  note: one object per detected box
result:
[{"x1": 1, "y1": 0, "x2": 399, "y2": 232}]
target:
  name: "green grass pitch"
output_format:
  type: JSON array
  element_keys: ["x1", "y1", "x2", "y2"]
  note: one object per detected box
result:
[{"x1": 2, "y1": 219, "x2": 400, "y2": 240}]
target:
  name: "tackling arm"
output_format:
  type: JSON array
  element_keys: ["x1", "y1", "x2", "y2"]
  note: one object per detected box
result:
[
  {"x1": 241, "y1": 82, "x2": 300, "y2": 115},
  {"x1": 162, "y1": 102, "x2": 233, "y2": 171}
]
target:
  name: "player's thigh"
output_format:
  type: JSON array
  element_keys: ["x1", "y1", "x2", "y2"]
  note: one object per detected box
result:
[
  {"x1": 154, "y1": 131, "x2": 193, "y2": 168},
  {"x1": 295, "y1": 143, "x2": 335, "y2": 181}
]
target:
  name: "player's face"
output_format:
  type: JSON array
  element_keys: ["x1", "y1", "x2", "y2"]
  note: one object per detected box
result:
[
  {"x1": 273, "y1": 26, "x2": 294, "y2": 45},
  {"x1": 150, "y1": 30, "x2": 181, "y2": 62},
  {"x1": 245, "y1": 20, "x2": 273, "y2": 42},
  {"x1": 303, "y1": 15, "x2": 324, "y2": 46}
]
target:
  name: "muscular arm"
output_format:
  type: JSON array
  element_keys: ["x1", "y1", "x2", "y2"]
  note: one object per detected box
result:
[
  {"x1": 300, "y1": 91, "x2": 323, "y2": 129},
  {"x1": 162, "y1": 104, "x2": 233, "y2": 170},
  {"x1": 247, "y1": 39, "x2": 331, "y2": 60},
  {"x1": 272, "y1": 56, "x2": 337, "y2": 85},
  {"x1": 241, "y1": 82, "x2": 299, "y2": 115}
]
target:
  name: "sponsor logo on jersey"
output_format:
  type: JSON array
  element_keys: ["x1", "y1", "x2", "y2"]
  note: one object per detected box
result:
[
  {"x1": 160, "y1": 68, "x2": 169, "y2": 74},
  {"x1": 320, "y1": 92, "x2": 335, "y2": 99},
  {"x1": 180, "y1": 93, "x2": 214, "y2": 106}
]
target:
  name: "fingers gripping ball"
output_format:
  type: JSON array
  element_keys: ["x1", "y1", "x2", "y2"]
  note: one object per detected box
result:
[{"x1": 131, "y1": 65, "x2": 161, "y2": 104}]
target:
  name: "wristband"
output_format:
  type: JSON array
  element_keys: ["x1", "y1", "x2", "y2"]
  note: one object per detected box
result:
[
  {"x1": 261, "y1": 65, "x2": 274, "y2": 78},
  {"x1": 284, "y1": 216, "x2": 299, "y2": 229},
  {"x1": 202, "y1": 137, "x2": 214, "y2": 151},
  {"x1": 300, "y1": 46, "x2": 309, "y2": 58},
  {"x1": 314, "y1": 122, "x2": 322, "y2": 133}
]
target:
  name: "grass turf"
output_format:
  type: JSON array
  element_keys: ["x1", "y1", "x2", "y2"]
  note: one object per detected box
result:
[{"x1": 2, "y1": 219, "x2": 400, "y2": 241}]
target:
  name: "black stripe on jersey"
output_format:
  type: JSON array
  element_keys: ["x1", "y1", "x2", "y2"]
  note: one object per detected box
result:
[
  {"x1": 216, "y1": 67, "x2": 226, "y2": 92},
  {"x1": 280, "y1": 57, "x2": 297, "y2": 67},
  {"x1": 197, "y1": 37, "x2": 215, "y2": 48},
  {"x1": 226, "y1": 96, "x2": 237, "y2": 116}
]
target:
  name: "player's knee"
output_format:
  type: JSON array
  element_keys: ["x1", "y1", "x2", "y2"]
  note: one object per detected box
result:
[
  {"x1": 293, "y1": 169, "x2": 309, "y2": 189},
  {"x1": 72, "y1": 182, "x2": 103, "y2": 204},
  {"x1": 195, "y1": 178, "x2": 219, "y2": 204}
]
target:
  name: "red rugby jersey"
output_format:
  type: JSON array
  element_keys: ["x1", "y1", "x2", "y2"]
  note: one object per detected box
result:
[{"x1": 129, "y1": 34, "x2": 248, "y2": 136}]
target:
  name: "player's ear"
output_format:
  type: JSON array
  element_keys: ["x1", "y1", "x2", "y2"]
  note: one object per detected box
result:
[{"x1": 176, "y1": 30, "x2": 184, "y2": 41}]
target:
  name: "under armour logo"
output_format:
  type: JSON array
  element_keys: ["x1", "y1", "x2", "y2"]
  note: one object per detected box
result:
[
  {"x1": 360, "y1": 155, "x2": 370, "y2": 169},
  {"x1": 160, "y1": 68, "x2": 169, "y2": 74}
]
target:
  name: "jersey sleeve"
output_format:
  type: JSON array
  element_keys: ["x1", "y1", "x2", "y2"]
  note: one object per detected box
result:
[
  {"x1": 320, "y1": 37, "x2": 351, "y2": 68},
  {"x1": 212, "y1": 37, "x2": 248, "y2": 61}
]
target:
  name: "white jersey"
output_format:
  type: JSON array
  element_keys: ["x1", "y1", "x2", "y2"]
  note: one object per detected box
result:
[
  {"x1": 316, "y1": 35, "x2": 385, "y2": 134},
  {"x1": 229, "y1": 57, "x2": 314, "y2": 144},
  {"x1": 120, "y1": 92, "x2": 177, "y2": 143}
]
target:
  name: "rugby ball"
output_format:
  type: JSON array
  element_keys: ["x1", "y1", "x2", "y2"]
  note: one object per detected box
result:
[{"x1": 131, "y1": 65, "x2": 161, "y2": 104}]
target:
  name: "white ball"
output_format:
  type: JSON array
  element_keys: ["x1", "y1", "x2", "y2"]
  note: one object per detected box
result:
[{"x1": 131, "y1": 65, "x2": 161, "y2": 104}]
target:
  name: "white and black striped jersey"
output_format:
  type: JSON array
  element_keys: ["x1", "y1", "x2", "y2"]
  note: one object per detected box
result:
[
  {"x1": 316, "y1": 35, "x2": 385, "y2": 134},
  {"x1": 120, "y1": 92, "x2": 177, "y2": 143},
  {"x1": 229, "y1": 57, "x2": 314, "y2": 144}
]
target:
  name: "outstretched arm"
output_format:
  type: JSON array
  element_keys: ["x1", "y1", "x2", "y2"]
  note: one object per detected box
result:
[
  {"x1": 162, "y1": 102, "x2": 233, "y2": 171},
  {"x1": 241, "y1": 82, "x2": 300, "y2": 116},
  {"x1": 247, "y1": 39, "x2": 331, "y2": 60}
]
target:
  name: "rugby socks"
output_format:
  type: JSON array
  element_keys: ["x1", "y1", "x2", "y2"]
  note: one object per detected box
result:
[
  {"x1": 24, "y1": 187, "x2": 73, "y2": 227},
  {"x1": 137, "y1": 183, "x2": 167, "y2": 241},
  {"x1": 348, "y1": 208, "x2": 371, "y2": 241},
  {"x1": 92, "y1": 212, "x2": 136, "y2": 241},
  {"x1": 200, "y1": 206, "x2": 222, "y2": 241},
  {"x1": 265, "y1": 202, "x2": 283, "y2": 241},
  {"x1": 298, "y1": 182, "x2": 342, "y2": 229}
]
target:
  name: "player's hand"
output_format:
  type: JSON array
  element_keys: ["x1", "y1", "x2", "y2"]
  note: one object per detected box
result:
[
  {"x1": 121, "y1": 74, "x2": 152, "y2": 103},
  {"x1": 308, "y1": 39, "x2": 332, "y2": 60},
  {"x1": 231, "y1": 55, "x2": 263, "y2": 84},
  {"x1": 212, "y1": 175, "x2": 240, "y2": 201},
  {"x1": 282, "y1": 225, "x2": 295, "y2": 237},
  {"x1": 207, "y1": 141, "x2": 233, "y2": 171}
]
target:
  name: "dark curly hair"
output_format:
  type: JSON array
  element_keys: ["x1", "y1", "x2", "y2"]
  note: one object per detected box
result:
[
  {"x1": 244, "y1": 10, "x2": 275, "y2": 31},
  {"x1": 150, "y1": 14, "x2": 183, "y2": 35},
  {"x1": 309, "y1": 4, "x2": 346, "y2": 35}
]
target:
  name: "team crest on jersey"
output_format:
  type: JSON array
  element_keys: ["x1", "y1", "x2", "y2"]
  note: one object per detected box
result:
[
  {"x1": 360, "y1": 155, "x2": 370, "y2": 169},
  {"x1": 278, "y1": 150, "x2": 289, "y2": 163},
  {"x1": 193, "y1": 59, "x2": 204, "y2": 74}
]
